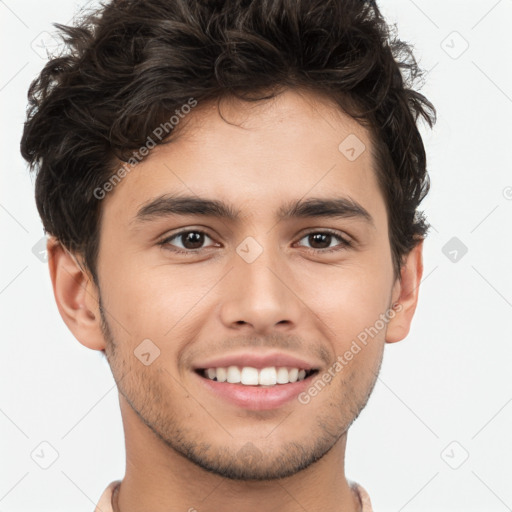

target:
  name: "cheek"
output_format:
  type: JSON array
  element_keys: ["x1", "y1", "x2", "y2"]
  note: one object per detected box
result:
[
  {"x1": 100, "y1": 257, "x2": 216, "y2": 349},
  {"x1": 297, "y1": 261, "x2": 392, "y2": 341}
]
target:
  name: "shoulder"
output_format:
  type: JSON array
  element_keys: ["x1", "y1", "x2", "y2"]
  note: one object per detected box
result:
[
  {"x1": 348, "y1": 479, "x2": 374, "y2": 512},
  {"x1": 93, "y1": 480, "x2": 121, "y2": 512}
]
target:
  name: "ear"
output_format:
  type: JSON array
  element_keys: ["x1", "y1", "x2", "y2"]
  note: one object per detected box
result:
[
  {"x1": 47, "y1": 236, "x2": 106, "y2": 351},
  {"x1": 385, "y1": 240, "x2": 424, "y2": 344}
]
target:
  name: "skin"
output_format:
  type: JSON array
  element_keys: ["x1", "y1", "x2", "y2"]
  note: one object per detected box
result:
[{"x1": 48, "y1": 88, "x2": 423, "y2": 512}]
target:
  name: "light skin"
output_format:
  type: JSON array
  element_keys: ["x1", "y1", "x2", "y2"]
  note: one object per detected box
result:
[{"x1": 47, "y1": 88, "x2": 423, "y2": 512}]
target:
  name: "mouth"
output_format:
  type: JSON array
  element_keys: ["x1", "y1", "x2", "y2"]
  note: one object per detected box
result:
[
  {"x1": 193, "y1": 365, "x2": 320, "y2": 410},
  {"x1": 194, "y1": 366, "x2": 319, "y2": 386}
]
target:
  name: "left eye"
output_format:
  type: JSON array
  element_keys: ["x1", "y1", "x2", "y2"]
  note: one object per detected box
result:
[{"x1": 295, "y1": 231, "x2": 351, "y2": 252}]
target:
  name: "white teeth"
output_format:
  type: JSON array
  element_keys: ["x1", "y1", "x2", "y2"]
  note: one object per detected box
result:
[
  {"x1": 259, "y1": 367, "x2": 277, "y2": 386},
  {"x1": 288, "y1": 368, "x2": 299, "y2": 383},
  {"x1": 276, "y1": 367, "x2": 289, "y2": 384},
  {"x1": 201, "y1": 366, "x2": 314, "y2": 386},
  {"x1": 241, "y1": 367, "x2": 259, "y2": 385},
  {"x1": 226, "y1": 365, "x2": 241, "y2": 383},
  {"x1": 216, "y1": 367, "x2": 227, "y2": 382}
]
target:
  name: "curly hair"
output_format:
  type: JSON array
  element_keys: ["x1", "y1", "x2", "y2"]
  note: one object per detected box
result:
[{"x1": 21, "y1": 0, "x2": 436, "y2": 285}]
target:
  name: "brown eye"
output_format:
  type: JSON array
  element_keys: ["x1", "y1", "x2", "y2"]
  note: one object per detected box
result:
[
  {"x1": 307, "y1": 233, "x2": 333, "y2": 249},
  {"x1": 297, "y1": 230, "x2": 351, "y2": 253},
  {"x1": 178, "y1": 231, "x2": 206, "y2": 250},
  {"x1": 159, "y1": 230, "x2": 216, "y2": 253}
]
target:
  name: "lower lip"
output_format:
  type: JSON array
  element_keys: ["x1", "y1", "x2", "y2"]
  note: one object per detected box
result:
[{"x1": 194, "y1": 371, "x2": 317, "y2": 410}]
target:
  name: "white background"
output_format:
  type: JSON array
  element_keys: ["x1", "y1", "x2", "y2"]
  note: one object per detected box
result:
[{"x1": 1, "y1": 1, "x2": 511, "y2": 510}]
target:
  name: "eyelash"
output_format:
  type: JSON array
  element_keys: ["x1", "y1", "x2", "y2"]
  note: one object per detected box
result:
[{"x1": 157, "y1": 229, "x2": 352, "y2": 255}]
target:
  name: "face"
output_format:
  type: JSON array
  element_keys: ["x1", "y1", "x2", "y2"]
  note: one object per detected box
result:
[{"x1": 94, "y1": 88, "x2": 399, "y2": 480}]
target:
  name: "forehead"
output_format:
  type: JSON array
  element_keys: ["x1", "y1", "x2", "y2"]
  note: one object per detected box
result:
[{"x1": 101, "y1": 88, "x2": 385, "y2": 228}]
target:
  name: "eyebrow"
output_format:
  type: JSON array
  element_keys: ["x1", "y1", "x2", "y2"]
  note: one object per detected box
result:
[{"x1": 132, "y1": 194, "x2": 374, "y2": 227}]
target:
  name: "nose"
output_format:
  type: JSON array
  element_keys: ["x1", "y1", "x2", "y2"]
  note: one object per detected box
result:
[{"x1": 219, "y1": 240, "x2": 304, "y2": 334}]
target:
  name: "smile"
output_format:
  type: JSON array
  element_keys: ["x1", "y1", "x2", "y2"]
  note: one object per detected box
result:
[
  {"x1": 196, "y1": 365, "x2": 318, "y2": 386},
  {"x1": 194, "y1": 366, "x2": 320, "y2": 410}
]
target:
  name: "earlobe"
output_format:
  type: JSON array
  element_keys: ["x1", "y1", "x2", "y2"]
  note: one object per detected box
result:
[
  {"x1": 47, "y1": 236, "x2": 106, "y2": 351},
  {"x1": 385, "y1": 240, "x2": 424, "y2": 344}
]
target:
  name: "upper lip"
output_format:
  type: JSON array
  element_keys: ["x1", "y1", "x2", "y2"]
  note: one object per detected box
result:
[{"x1": 192, "y1": 351, "x2": 321, "y2": 371}]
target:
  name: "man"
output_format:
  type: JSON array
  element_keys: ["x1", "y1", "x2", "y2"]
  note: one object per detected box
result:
[{"x1": 21, "y1": 0, "x2": 436, "y2": 510}]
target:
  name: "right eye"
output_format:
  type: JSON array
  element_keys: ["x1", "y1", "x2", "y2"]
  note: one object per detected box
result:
[{"x1": 158, "y1": 229, "x2": 219, "y2": 254}]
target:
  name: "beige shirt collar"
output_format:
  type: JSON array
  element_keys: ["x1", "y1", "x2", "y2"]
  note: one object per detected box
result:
[{"x1": 94, "y1": 478, "x2": 374, "y2": 512}]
